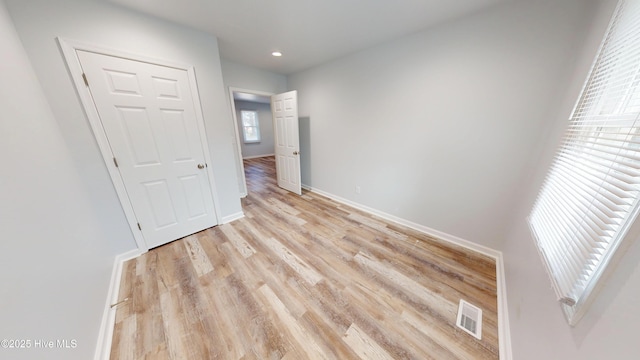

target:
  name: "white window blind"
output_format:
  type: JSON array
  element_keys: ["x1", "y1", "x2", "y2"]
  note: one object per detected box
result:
[
  {"x1": 241, "y1": 110, "x2": 261, "y2": 143},
  {"x1": 529, "y1": 0, "x2": 640, "y2": 325}
]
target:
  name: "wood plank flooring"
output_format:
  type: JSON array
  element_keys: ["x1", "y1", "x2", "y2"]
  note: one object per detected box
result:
[{"x1": 110, "y1": 156, "x2": 499, "y2": 359}]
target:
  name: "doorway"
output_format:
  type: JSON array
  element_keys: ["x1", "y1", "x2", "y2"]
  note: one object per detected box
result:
[
  {"x1": 229, "y1": 88, "x2": 302, "y2": 197},
  {"x1": 228, "y1": 88, "x2": 275, "y2": 197}
]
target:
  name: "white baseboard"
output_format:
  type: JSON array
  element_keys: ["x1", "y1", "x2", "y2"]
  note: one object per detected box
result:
[
  {"x1": 242, "y1": 154, "x2": 275, "y2": 160},
  {"x1": 495, "y1": 252, "x2": 513, "y2": 360},
  {"x1": 221, "y1": 211, "x2": 245, "y2": 224},
  {"x1": 301, "y1": 184, "x2": 513, "y2": 360},
  {"x1": 302, "y1": 184, "x2": 499, "y2": 257},
  {"x1": 94, "y1": 248, "x2": 144, "y2": 360}
]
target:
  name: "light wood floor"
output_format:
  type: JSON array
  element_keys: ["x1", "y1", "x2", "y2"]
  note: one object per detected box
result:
[{"x1": 110, "y1": 156, "x2": 499, "y2": 360}]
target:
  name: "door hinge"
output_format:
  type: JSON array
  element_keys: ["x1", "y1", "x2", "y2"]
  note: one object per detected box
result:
[
  {"x1": 113, "y1": 157, "x2": 119, "y2": 168},
  {"x1": 82, "y1": 73, "x2": 89, "y2": 87},
  {"x1": 137, "y1": 223, "x2": 142, "y2": 231}
]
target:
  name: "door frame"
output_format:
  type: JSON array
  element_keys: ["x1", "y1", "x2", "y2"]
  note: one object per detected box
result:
[
  {"x1": 228, "y1": 87, "x2": 274, "y2": 197},
  {"x1": 58, "y1": 37, "x2": 221, "y2": 252}
]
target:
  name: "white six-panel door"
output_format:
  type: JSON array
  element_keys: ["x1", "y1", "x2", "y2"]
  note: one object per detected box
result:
[
  {"x1": 77, "y1": 50, "x2": 217, "y2": 249},
  {"x1": 271, "y1": 91, "x2": 301, "y2": 195}
]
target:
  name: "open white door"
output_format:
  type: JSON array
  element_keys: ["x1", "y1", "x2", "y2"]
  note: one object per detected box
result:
[
  {"x1": 271, "y1": 91, "x2": 301, "y2": 195},
  {"x1": 77, "y1": 50, "x2": 218, "y2": 249}
]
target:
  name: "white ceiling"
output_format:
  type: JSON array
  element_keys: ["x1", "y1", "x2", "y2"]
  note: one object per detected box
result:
[{"x1": 107, "y1": 0, "x2": 508, "y2": 75}]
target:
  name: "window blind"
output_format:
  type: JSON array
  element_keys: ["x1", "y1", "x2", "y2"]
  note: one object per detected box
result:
[
  {"x1": 529, "y1": 0, "x2": 640, "y2": 325},
  {"x1": 241, "y1": 110, "x2": 261, "y2": 143}
]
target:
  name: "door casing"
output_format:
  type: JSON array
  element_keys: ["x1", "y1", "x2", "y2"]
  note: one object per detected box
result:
[{"x1": 58, "y1": 37, "x2": 221, "y2": 252}]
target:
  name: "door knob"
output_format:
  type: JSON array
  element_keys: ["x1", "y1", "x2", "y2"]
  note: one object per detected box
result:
[
  {"x1": 197, "y1": 164, "x2": 205, "y2": 169},
  {"x1": 293, "y1": 151, "x2": 299, "y2": 155}
]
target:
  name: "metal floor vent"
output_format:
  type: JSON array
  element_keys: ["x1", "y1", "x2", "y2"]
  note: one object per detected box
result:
[{"x1": 456, "y1": 299, "x2": 482, "y2": 340}]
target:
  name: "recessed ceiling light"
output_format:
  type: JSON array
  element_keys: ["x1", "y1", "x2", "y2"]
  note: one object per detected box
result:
[{"x1": 272, "y1": 51, "x2": 282, "y2": 57}]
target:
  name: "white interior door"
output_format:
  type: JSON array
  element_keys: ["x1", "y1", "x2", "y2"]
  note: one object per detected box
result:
[
  {"x1": 77, "y1": 50, "x2": 217, "y2": 249},
  {"x1": 271, "y1": 91, "x2": 301, "y2": 195}
]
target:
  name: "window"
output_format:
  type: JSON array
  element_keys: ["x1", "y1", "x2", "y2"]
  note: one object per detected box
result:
[
  {"x1": 529, "y1": 0, "x2": 640, "y2": 326},
  {"x1": 241, "y1": 110, "x2": 260, "y2": 143}
]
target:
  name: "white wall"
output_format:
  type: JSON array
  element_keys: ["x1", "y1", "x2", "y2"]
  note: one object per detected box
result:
[
  {"x1": 503, "y1": 0, "x2": 640, "y2": 358},
  {"x1": 287, "y1": 0, "x2": 595, "y2": 250},
  {"x1": 0, "y1": 1, "x2": 123, "y2": 358},
  {"x1": 285, "y1": 0, "x2": 640, "y2": 357},
  {"x1": 4, "y1": 0, "x2": 242, "y2": 232},
  {"x1": 221, "y1": 59, "x2": 288, "y2": 94},
  {"x1": 235, "y1": 100, "x2": 275, "y2": 158},
  {"x1": 1, "y1": 0, "x2": 241, "y2": 357}
]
